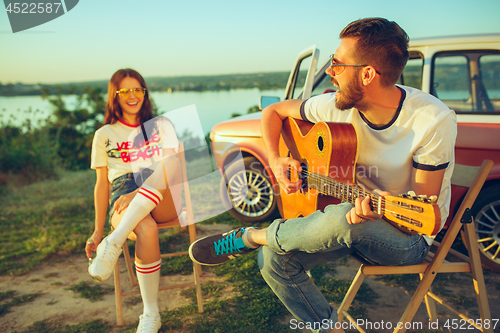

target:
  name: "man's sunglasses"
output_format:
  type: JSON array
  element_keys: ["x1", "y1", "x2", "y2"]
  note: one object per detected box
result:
[
  {"x1": 329, "y1": 55, "x2": 381, "y2": 76},
  {"x1": 116, "y1": 87, "x2": 146, "y2": 99}
]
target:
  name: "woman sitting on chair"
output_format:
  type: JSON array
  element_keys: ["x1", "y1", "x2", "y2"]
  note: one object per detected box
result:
[{"x1": 85, "y1": 68, "x2": 181, "y2": 333}]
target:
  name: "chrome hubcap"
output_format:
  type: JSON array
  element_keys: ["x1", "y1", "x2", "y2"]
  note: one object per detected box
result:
[
  {"x1": 227, "y1": 170, "x2": 274, "y2": 217},
  {"x1": 475, "y1": 200, "x2": 500, "y2": 263}
]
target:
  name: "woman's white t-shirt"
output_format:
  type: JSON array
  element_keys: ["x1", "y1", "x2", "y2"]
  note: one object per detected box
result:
[{"x1": 91, "y1": 117, "x2": 179, "y2": 184}]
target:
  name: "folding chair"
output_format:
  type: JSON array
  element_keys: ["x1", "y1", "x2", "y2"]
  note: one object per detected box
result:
[
  {"x1": 113, "y1": 142, "x2": 204, "y2": 326},
  {"x1": 337, "y1": 160, "x2": 494, "y2": 333}
]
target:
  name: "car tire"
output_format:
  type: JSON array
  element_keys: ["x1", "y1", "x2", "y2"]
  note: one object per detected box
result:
[
  {"x1": 220, "y1": 156, "x2": 279, "y2": 223},
  {"x1": 471, "y1": 184, "x2": 500, "y2": 273}
]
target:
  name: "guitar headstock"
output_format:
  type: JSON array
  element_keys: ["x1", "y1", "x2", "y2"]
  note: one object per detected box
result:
[
  {"x1": 399, "y1": 191, "x2": 437, "y2": 204},
  {"x1": 384, "y1": 192, "x2": 441, "y2": 236}
]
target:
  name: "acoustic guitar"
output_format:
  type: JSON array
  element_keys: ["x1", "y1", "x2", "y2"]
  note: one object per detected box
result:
[{"x1": 277, "y1": 117, "x2": 441, "y2": 236}]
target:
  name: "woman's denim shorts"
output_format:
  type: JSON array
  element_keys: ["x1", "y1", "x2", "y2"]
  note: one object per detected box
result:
[{"x1": 109, "y1": 169, "x2": 154, "y2": 217}]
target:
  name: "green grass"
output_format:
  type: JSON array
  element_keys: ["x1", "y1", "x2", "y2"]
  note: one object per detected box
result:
[
  {"x1": 376, "y1": 271, "x2": 475, "y2": 310},
  {"x1": 310, "y1": 262, "x2": 377, "y2": 321},
  {"x1": 0, "y1": 169, "x2": 96, "y2": 276},
  {"x1": 0, "y1": 290, "x2": 43, "y2": 317},
  {"x1": 66, "y1": 281, "x2": 114, "y2": 302},
  {"x1": 1, "y1": 169, "x2": 382, "y2": 333},
  {"x1": 11, "y1": 319, "x2": 112, "y2": 333}
]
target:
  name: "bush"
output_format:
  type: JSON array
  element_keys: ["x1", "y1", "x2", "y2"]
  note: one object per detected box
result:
[
  {"x1": 0, "y1": 120, "x2": 59, "y2": 184},
  {"x1": 0, "y1": 86, "x2": 105, "y2": 184}
]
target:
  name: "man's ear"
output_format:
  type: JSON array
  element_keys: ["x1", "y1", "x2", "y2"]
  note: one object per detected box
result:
[{"x1": 361, "y1": 66, "x2": 377, "y2": 86}]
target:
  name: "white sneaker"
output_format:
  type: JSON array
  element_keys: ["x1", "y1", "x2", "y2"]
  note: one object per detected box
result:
[
  {"x1": 137, "y1": 312, "x2": 161, "y2": 333},
  {"x1": 88, "y1": 235, "x2": 122, "y2": 282}
]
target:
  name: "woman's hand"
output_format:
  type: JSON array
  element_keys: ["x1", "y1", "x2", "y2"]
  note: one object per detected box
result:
[
  {"x1": 346, "y1": 189, "x2": 390, "y2": 224},
  {"x1": 85, "y1": 230, "x2": 103, "y2": 259},
  {"x1": 112, "y1": 191, "x2": 137, "y2": 215}
]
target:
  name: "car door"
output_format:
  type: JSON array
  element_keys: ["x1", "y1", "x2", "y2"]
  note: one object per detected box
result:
[{"x1": 284, "y1": 45, "x2": 320, "y2": 100}]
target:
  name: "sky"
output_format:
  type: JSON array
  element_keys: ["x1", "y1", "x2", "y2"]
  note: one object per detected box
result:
[{"x1": 1, "y1": 0, "x2": 499, "y2": 84}]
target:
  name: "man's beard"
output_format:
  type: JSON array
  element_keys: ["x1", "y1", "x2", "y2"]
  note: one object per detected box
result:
[{"x1": 332, "y1": 75, "x2": 366, "y2": 111}]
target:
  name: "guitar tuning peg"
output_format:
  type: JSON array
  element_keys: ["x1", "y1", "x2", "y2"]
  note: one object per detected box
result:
[
  {"x1": 417, "y1": 194, "x2": 428, "y2": 202},
  {"x1": 429, "y1": 195, "x2": 437, "y2": 203},
  {"x1": 407, "y1": 190, "x2": 418, "y2": 200}
]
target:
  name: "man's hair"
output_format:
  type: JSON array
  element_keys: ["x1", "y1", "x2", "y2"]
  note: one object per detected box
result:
[{"x1": 340, "y1": 18, "x2": 409, "y2": 87}]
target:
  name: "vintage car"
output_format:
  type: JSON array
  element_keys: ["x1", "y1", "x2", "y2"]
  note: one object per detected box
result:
[{"x1": 210, "y1": 34, "x2": 500, "y2": 272}]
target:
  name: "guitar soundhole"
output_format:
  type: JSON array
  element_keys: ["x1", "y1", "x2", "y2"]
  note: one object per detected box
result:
[{"x1": 317, "y1": 136, "x2": 324, "y2": 152}]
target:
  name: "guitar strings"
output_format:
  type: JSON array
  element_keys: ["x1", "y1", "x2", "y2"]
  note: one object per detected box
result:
[
  {"x1": 288, "y1": 169, "x2": 431, "y2": 232},
  {"x1": 296, "y1": 169, "x2": 405, "y2": 216},
  {"x1": 305, "y1": 173, "x2": 409, "y2": 217},
  {"x1": 304, "y1": 172, "x2": 429, "y2": 220}
]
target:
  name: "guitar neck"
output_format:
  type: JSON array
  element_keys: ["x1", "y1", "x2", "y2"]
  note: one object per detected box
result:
[{"x1": 306, "y1": 171, "x2": 384, "y2": 215}]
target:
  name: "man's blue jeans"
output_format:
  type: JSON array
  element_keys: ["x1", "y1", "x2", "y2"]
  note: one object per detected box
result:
[{"x1": 257, "y1": 202, "x2": 430, "y2": 333}]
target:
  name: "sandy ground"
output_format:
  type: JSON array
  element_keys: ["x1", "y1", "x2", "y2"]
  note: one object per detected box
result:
[{"x1": 1, "y1": 223, "x2": 499, "y2": 333}]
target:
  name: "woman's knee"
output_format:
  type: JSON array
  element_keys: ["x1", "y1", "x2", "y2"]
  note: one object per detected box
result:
[{"x1": 133, "y1": 217, "x2": 159, "y2": 239}]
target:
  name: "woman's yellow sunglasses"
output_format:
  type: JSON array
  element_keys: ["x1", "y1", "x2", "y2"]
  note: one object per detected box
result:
[{"x1": 116, "y1": 87, "x2": 146, "y2": 99}]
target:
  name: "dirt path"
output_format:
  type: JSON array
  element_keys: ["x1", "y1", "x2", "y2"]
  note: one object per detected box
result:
[{"x1": 2, "y1": 224, "x2": 499, "y2": 333}]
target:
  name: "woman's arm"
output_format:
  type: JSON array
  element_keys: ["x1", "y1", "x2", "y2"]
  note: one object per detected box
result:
[{"x1": 85, "y1": 166, "x2": 109, "y2": 258}]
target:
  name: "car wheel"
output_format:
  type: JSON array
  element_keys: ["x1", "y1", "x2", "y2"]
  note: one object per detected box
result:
[
  {"x1": 471, "y1": 184, "x2": 500, "y2": 273},
  {"x1": 220, "y1": 156, "x2": 279, "y2": 223}
]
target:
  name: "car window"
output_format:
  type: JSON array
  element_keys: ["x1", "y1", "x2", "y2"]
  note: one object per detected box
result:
[
  {"x1": 400, "y1": 54, "x2": 423, "y2": 89},
  {"x1": 432, "y1": 51, "x2": 500, "y2": 113},
  {"x1": 311, "y1": 70, "x2": 336, "y2": 97},
  {"x1": 433, "y1": 55, "x2": 470, "y2": 101},
  {"x1": 479, "y1": 54, "x2": 500, "y2": 112},
  {"x1": 292, "y1": 56, "x2": 312, "y2": 99}
]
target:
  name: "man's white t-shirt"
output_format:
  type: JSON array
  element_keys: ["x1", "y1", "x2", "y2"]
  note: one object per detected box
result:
[
  {"x1": 300, "y1": 86, "x2": 457, "y2": 237},
  {"x1": 91, "y1": 117, "x2": 179, "y2": 184}
]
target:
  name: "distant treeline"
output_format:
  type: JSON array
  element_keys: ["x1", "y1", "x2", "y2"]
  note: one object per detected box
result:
[{"x1": 0, "y1": 72, "x2": 291, "y2": 97}]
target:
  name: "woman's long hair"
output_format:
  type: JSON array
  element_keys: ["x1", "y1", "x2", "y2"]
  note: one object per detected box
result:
[{"x1": 104, "y1": 68, "x2": 155, "y2": 125}]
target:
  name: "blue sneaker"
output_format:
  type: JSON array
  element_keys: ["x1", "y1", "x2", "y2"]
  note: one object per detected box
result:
[{"x1": 189, "y1": 228, "x2": 258, "y2": 265}]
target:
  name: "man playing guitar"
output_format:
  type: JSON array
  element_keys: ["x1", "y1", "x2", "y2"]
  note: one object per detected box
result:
[{"x1": 190, "y1": 18, "x2": 457, "y2": 333}]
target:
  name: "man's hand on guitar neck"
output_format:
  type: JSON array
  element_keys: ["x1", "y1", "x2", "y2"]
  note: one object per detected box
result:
[
  {"x1": 269, "y1": 155, "x2": 303, "y2": 195},
  {"x1": 346, "y1": 189, "x2": 391, "y2": 224}
]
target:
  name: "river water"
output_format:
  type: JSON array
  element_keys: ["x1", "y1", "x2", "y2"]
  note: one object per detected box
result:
[{"x1": 0, "y1": 88, "x2": 286, "y2": 135}]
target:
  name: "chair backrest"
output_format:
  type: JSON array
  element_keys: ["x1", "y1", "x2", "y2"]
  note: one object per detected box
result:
[
  {"x1": 448, "y1": 160, "x2": 493, "y2": 227},
  {"x1": 431, "y1": 160, "x2": 493, "y2": 262},
  {"x1": 451, "y1": 163, "x2": 487, "y2": 188},
  {"x1": 177, "y1": 142, "x2": 195, "y2": 226},
  {"x1": 155, "y1": 142, "x2": 195, "y2": 228}
]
